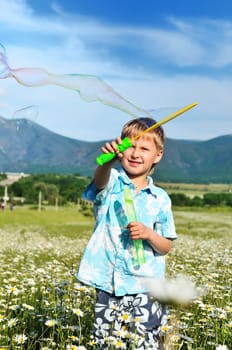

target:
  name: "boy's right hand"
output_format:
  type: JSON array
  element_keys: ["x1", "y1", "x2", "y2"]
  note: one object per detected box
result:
[{"x1": 100, "y1": 137, "x2": 124, "y2": 161}]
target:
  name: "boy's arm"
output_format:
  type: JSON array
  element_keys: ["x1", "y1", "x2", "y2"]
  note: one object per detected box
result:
[
  {"x1": 127, "y1": 222, "x2": 172, "y2": 255},
  {"x1": 94, "y1": 137, "x2": 122, "y2": 189},
  {"x1": 94, "y1": 161, "x2": 115, "y2": 189},
  {"x1": 146, "y1": 228, "x2": 172, "y2": 254}
]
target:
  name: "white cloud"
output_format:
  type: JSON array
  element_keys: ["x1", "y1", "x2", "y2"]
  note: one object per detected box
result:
[
  {"x1": 2, "y1": 0, "x2": 232, "y2": 70},
  {"x1": 165, "y1": 17, "x2": 232, "y2": 67},
  {"x1": 0, "y1": 0, "x2": 34, "y2": 25}
]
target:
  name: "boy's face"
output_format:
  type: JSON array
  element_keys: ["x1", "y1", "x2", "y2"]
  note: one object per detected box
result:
[{"x1": 120, "y1": 135, "x2": 163, "y2": 177}]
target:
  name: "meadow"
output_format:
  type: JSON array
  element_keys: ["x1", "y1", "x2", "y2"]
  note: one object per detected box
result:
[
  {"x1": 0, "y1": 205, "x2": 231, "y2": 349},
  {"x1": 157, "y1": 182, "x2": 232, "y2": 198}
]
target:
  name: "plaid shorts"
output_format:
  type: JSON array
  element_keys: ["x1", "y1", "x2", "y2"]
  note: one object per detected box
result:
[{"x1": 94, "y1": 289, "x2": 168, "y2": 350}]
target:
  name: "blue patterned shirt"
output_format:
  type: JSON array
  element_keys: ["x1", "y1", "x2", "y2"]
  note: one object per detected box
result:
[{"x1": 76, "y1": 167, "x2": 177, "y2": 296}]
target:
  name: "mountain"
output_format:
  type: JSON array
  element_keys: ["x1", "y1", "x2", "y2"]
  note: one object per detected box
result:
[{"x1": 0, "y1": 116, "x2": 231, "y2": 183}]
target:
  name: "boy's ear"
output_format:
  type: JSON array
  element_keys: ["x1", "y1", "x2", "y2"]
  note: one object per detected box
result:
[{"x1": 153, "y1": 149, "x2": 163, "y2": 165}]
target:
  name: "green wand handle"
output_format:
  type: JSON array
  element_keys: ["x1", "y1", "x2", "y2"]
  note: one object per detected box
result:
[
  {"x1": 124, "y1": 187, "x2": 146, "y2": 265},
  {"x1": 96, "y1": 137, "x2": 132, "y2": 166}
]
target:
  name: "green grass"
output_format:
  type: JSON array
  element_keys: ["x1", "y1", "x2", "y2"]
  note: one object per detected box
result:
[
  {"x1": 0, "y1": 205, "x2": 231, "y2": 349},
  {"x1": 173, "y1": 206, "x2": 232, "y2": 239},
  {"x1": 0, "y1": 205, "x2": 94, "y2": 238},
  {"x1": 157, "y1": 182, "x2": 232, "y2": 198}
]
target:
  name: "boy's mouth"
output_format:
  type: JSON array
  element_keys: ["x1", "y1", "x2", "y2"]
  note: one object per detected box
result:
[{"x1": 128, "y1": 160, "x2": 142, "y2": 166}]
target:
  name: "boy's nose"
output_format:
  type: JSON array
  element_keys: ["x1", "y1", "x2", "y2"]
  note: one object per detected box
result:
[{"x1": 131, "y1": 148, "x2": 139, "y2": 157}]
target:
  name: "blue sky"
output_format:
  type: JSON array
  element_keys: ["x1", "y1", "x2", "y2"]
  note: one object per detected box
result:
[{"x1": 0, "y1": 0, "x2": 232, "y2": 141}]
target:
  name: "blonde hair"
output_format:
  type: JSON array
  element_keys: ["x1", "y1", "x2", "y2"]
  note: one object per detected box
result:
[{"x1": 121, "y1": 117, "x2": 165, "y2": 151}]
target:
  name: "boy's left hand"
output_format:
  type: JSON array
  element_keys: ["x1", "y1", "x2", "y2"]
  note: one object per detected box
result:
[{"x1": 127, "y1": 222, "x2": 151, "y2": 240}]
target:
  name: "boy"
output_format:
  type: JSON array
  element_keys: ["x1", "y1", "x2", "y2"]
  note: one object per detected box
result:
[{"x1": 77, "y1": 117, "x2": 177, "y2": 349}]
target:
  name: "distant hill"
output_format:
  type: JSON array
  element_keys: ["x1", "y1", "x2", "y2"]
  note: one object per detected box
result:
[{"x1": 0, "y1": 116, "x2": 231, "y2": 183}]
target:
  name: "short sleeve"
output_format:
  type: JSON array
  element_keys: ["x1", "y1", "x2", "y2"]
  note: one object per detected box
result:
[
  {"x1": 155, "y1": 193, "x2": 177, "y2": 240},
  {"x1": 82, "y1": 168, "x2": 119, "y2": 203},
  {"x1": 82, "y1": 181, "x2": 99, "y2": 201}
]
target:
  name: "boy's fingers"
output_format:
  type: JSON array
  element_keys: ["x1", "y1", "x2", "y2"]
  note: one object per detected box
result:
[
  {"x1": 101, "y1": 137, "x2": 123, "y2": 155},
  {"x1": 102, "y1": 142, "x2": 115, "y2": 153},
  {"x1": 115, "y1": 136, "x2": 122, "y2": 144}
]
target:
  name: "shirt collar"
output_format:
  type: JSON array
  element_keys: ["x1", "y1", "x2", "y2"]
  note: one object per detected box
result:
[{"x1": 117, "y1": 166, "x2": 157, "y2": 197}]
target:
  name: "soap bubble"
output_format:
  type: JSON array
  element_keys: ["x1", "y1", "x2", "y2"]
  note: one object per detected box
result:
[
  {"x1": 0, "y1": 42, "x2": 150, "y2": 120},
  {"x1": 11, "y1": 105, "x2": 39, "y2": 130}
]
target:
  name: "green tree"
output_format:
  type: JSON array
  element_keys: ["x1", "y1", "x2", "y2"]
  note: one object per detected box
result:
[
  {"x1": 190, "y1": 196, "x2": 203, "y2": 207},
  {"x1": 8, "y1": 174, "x2": 89, "y2": 205},
  {"x1": 169, "y1": 193, "x2": 191, "y2": 206}
]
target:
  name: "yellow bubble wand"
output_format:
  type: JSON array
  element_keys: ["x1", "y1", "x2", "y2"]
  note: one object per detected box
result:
[{"x1": 96, "y1": 102, "x2": 198, "y2": 165}]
